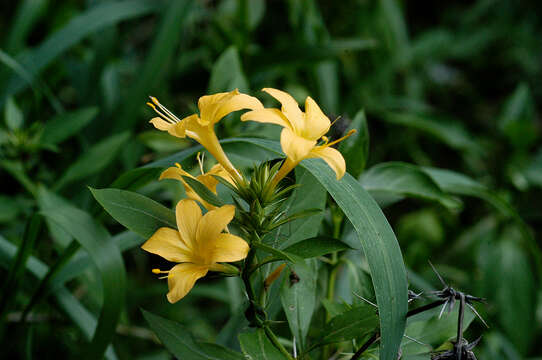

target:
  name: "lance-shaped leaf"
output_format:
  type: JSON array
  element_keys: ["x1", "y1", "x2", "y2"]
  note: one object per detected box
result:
[
  {"x1": 181, "y1": 175, "x2": 225, "y2": 208},
  {"x1": 38, "y1": 187, "x2": 126, "y2": 360},
  {"x1": 239, "y1": 329, "x2": 289, "y2": 360},
  {"x1": 142, "y1": 310, "x2": 245, "y2": 360},
  {"x1": 361, "y1": 162, "x2": 462, "y2": 210},
  {"x1": 312, "y1": 305, "x2": 379, "y2": 348},
  {"x1": 90, "y1": 187, "x2": 175, "y2": 238},
  {"x1": 280, "y1": 259, "x2": 318, "y2": 351},
  {"x1": 283, "y1": 236, "x2": 352, "y2": 259}
]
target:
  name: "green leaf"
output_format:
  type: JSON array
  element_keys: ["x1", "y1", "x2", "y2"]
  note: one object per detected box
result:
[
  {"x1": 181, "y1": 175, "x2": 225, "y2": 207},
  {"x1": 422, "y1": 167, "x2": 516, "y2": 217},
  {"x1": 494, "y1": 232, "x2": 536, "y2": 354},
  {"x1": 380, "y1": 112, "x2": 484, "y2": 155},
  {"x1": 4, "y1": 97, "x2": 24, "y2": 130},
  {"x1": 280, "y1": 259, "x2": 317, "y2": 351},
  {"x1": 302, "y1": 160, "x2": 407, "y2": 359},
  {"x1": 113, "y1": 0, "x2": 195, "y2": 132},
  {"x1": 21, "y1": 241, "x2": 79, "y2": 320},
  {"x1": 339, "y1": 109, "x2": 369, "y2": 178},
  {"x1": 24, "y1": 231, "x2": 143, "y2": 320},
  {"x1": 239, "y1": 329, "x2": 288, "y2": 360},
  {"x1": 223, "y1": 138, "x2": 407, "y2": 360},
  {"x1": 55, "y1": 132, "x2": 130, "y2": 190},
  {"x1": 268, "y1": 167, "x2": 326, "y2": 249},
  {"x1": 110, "y1": 167, "x2": 164, "y2": 191},
  {"x1": 401, "y1": 307, "x2": 474, "y2": 356},
  {"x1": 313, "y1": 304, "x2": 379, "y2": 347},
  {"x1": 41, "y1": 107, "x2": 98, "y2": 145},
  {"x1": 523, "y1": 147, "x2": 542, "y2": 188},
  {"x1": 361, "y1": 162, "x2": 462, "y2": 210},
  {"x1": 208, "y1": 46, "x2": 248, "y2": 93},
  {"x1": 380, "y1": 0, "x2": 409, "y2": 59},
  {"x1": 423, "y1": 166, "x2": 542, "y2": 281},
  {"x1": 0, "y1": 159, "x2": 37, "y2": 196},
  {"x1": 4, "y1": 0, "x2": 47, "y2": 53},
  {"x1": 37, "y1": 187, "x2": 125, "y2": 360},
  {"x1": 142, "y1": 309, "x2": 245, "y2": 360},
  {"x1": 498, "y1": 83, "x2": 538, "y2": 148},
  {"x1": 0, "y1": 214, "x2": 42, "y2": 319},
  {"x1": 90, "y1": 187, "x2": 176, "y2": 238},
  {"x1": 126, "y1": 137, "x2": 408, "y2": 360},
  {"x1": 0, "y1": 194, "x2": 20, "y2": 223},
  {"x1": 0, "y1": 235, "x2": 118, "y2": 360},
  {"x1": 252, "y1": 242, "x2": 298, "y2": 263},
  {"x1": 2, "y1": 0, "x2": 162, "y2": 102},
  {"x1": 283, "y1": 236, "x2": 352, "y2": 259}
]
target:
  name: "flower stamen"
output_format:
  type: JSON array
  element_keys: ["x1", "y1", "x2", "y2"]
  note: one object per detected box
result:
[
  {"x1": 196, "y1": 152, "x2": 205, "y2": 175},
  {"x1": 147, "y1": 96, "x2": 182, "y2": 124},
  {"x1": 152, "y1": 268, "x2": 171, "y2": 279},
  {"x1": 322, "y1": 129, "x2": 356, "y2": 148}
]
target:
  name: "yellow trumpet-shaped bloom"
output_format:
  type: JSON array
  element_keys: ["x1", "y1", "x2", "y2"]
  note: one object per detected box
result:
[
  {"x1": 141, "y1": 199, "x2": 249, "y2": 303},
  {"x1": 148, "y1": 89, "x2": 263, "y2": 180},
  {"x1": 241, "y1": 88, "x2": 354, "y2": 184},
  {"x1": 160, "y1": 155, "x2": 233, "y2": 210}
]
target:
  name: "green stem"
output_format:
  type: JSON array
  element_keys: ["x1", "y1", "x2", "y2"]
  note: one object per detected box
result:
[{"x1": 264, "y1": 325, "x2": 294, "y2": 360}]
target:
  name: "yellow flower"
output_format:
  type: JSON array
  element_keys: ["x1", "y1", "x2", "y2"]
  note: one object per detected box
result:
[
  {"x1": 148, "y1": 89, "x2": 263, "y2": 180},
  {"x1": 160, "y1": 155, "x2": 233, "y2": 210},
  {"x1": 141, "y1": 199, "x2": 249, "y2": 303},
  {"x1": 240, "y1": 88, "x2": 354, "y2": 184}
]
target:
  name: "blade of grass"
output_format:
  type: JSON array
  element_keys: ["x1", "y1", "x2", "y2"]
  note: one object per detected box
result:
[
  {"x1": 0, "y1": 214, "x2": 42, "y2": 321},
  {"x1": 0, "y1": 235, "x2": 118, "y2": 360},
  {"x1": 113, "y1": 0, "x2": 196, "y2": 132},
  {"x1": 1, "y1": 0, "x2": 163, "y2": 104},
  {"x1": 37, "y1": 187, "x2": 126, "y2": 360}
]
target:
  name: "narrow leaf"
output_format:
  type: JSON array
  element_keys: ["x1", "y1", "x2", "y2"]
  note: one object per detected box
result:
[
  {"x1": 339, "y1": 109, "x2": 369, "y2": 177},
  {"x1": 90, "y1": 187, "x2": 176, "y2": 238},
  {"x1": 280, "y1": 259, "x2": 317, "y2": 351},
  {"x1": 182, "y1": 175, "x2": 225, "y2": 207},
  {"x1": 38, "y1": 187, "x2": 126, "y2": 360},
  {"x1": 361, "y1": 162, "x2": 462, "y2": 210},
  {"x1": 55, "y1": 132, "x2": 130, "y2": 190},
  {"x1": 283, "y1": 236, "x2": 352, "y2": 259},
  {"x1": 41, "y1": 107, "x2": 98, "y2": 145},
  {"x1": 142, "y1": 309, "x2": 245, "y2": 360},
  {"x1": 314, "y1": 305, "x2": 379, "y2": 347},
  {"x1": 239, "y1": 329, "x2": 288, "y2": 360}
]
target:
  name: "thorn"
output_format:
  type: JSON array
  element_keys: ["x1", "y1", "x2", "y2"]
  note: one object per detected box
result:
[
  {"x1": 403, "y1": 334, "x2": 431, "y2": 348},
  {"x1": 438, "y1": 298, "x2": 449, "y2": 319},
  {"x1": 353, "y1": 292, "x2": 378, "y2": 308},
  {"x1": 466, "y1": 303, "x2": 489, "y2": 329},
  {"x1": 428, "y1": 260, "x2": 447, "y2": 288}
]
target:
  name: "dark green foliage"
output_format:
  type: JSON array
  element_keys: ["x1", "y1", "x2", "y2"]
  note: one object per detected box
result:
[{"x1": 1, "y1": 0, "x2": 541, "y2": 359}]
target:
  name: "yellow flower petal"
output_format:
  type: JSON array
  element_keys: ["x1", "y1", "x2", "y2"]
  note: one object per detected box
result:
[
  {"x1": 166, "y1": 263, "x2": 208, "y2": 303},
  {"x1": 212, "y1": 93, "x2": 263, "y2": 124},
  {"x1": 308, "y1": 146, "x2": 346, "y2": 180},
  {"x1": 303, "y1": 96, "x2": 331, "y2": 140},
  {"x1": 141, "y1": 227, "x2": 192, "y2": 262},
  {"x1": 196, "y1": 204, "x2": 235, "y2": 256},
  {"x1": 280, "y1": 127, "x2": 316, "y2": 164},
  {"x1": 175, "y1": 199, "x2": 202, "y2": 251},
  {"x1": 159, "y1": 166, "x2": 192, "y2": 182},
  {"x1": 262, "y1": 88, "x2": 304, "y2": 132},
  {"x1": 210, "y1": 233, "x2": 249, "y2": 263},
  {"x1": 198, "y1": 90, "x2": 263, "y2": 126},
  {"x1": 206, "y1": 163, "x2": 234, "y2": 185},
  {"x1": 197, "y1": 91, "x2": 233, "y2": 125},
  {"x1": 149, "y1": 116, "x2": 189, "y2": 138},
  {"x1": 240, "y1": 108, "x2": 293, "y2": 130}
]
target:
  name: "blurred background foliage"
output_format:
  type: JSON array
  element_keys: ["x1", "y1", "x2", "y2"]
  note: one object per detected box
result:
[{"x1": 0, "y1": 0, "x2": 541, "y2": 359}]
